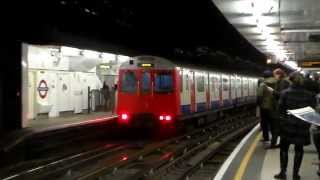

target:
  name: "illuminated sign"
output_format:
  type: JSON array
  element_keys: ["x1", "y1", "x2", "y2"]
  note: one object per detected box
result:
[
  {"x1": 100, "y1": 65, "x2": 111, "y2": 69},
  {"x1": 138, "y1": 63, "x2": 154, "y2": 67},
  {"x1": 298, "y1": 60, "x2": 320, "y2": 68}
]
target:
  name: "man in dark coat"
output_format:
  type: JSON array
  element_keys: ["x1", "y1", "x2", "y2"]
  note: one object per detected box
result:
[
  {"x1": 270, "y1": 68, "x2": 290, "y2": 148},
  {"x1": 274, "y1": 72, "x2": 316, "y2": 180}
]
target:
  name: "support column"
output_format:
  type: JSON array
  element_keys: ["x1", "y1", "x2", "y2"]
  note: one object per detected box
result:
[{"x1": 1, "y1": 41, "x2": 22, "y2": 131}]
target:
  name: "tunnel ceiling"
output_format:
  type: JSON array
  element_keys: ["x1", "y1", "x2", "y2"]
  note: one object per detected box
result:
[
  {"x1": 213, "y1": 0, "x2": 320, "y2": 70},
  {"x1": 7, "y1": 0, "x2": 286, "y2": 75}
]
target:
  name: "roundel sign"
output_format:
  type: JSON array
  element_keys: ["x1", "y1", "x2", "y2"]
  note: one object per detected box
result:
[{"x1": 37, "y1": 80, "x2": 49, "y2": 99}]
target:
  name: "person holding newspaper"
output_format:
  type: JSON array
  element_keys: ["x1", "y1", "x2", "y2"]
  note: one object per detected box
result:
[{"x1": 274, "y1": 72, "x2": 316, "y2": 180}]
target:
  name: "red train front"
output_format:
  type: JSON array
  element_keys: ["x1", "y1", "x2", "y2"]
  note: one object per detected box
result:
[{"x1": 116, "y1": 56, "x2": 181, "y2": 127}]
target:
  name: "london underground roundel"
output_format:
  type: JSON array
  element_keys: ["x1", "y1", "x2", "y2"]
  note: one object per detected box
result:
[{"x1": 37, "y1": 80, "x2": 49, "y2": 99}]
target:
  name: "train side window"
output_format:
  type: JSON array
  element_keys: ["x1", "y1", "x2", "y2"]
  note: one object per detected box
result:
[
  {"x1": 211, "y1": 77, "x2": 215, "y2": 91},
  {"x1": 121, "y1": 71, "x2": 137, "y2": 93},
  {"x1": 223, "y1": 78, "x2": 229, "y2": 91},
  {"x1": 185, "y1": 75, "x2": 189, "y2": 91},
  {"x1": 155, "y1": 72, "x2": 173, "y2": 93},
  {"x1": 180, "y1": 72, "x2": 183, "y2": 92},
  {"x1": 141, "y1": 72, "x2": 151, "y2": 92},
  {"x1": 197, "y1": 76, "x2": 205, "y2": 92}
]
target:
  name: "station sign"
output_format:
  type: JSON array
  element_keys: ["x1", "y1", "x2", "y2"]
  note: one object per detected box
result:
[
  {"x1": 298, "y1": 60, "x2": 320, "y2": 68},
  {"x1": 138, "y1": 63, "x2": 154, "y2": 68},
  {"x1": 37, "y1": 80, "x2": 49, "y2": 99}
]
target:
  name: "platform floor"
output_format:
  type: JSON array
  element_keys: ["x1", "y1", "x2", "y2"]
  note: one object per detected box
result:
[
  {"x1": 28, "y1": 111, "x2": 115, "y2": 130},
  {"x1": 0, "y1": 111, "x2": 117, "y2": 153},
  {"x1": 215, "y1": 125, "x2": 320, "y2": 180}
]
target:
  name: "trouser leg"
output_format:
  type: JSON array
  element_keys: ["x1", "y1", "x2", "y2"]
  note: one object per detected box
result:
[
  {"x1": 313, "y1": 131, "x2": 320, "y2": 163},
  {"x1": 280, "y1": 139, "x2": 290, "y2": 174},
  {"x1": 260, "y1": 108, "x2": 270, "y2": 141},
  {"x1": 271, "y1": 118, "x2": 279, "y2": 146},
  {"x1": 293, "y1": 145, "x2": 304, "y2": 176}
]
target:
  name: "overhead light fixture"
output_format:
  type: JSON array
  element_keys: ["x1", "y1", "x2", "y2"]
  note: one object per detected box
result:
[
  {"x1": 60, "y1": 46, "x2": 80, "y2": 56},
  {"x1": 281, "y1": 28, "x2": 320, "y2": 33},
  {"x1": 100, "y1": 65, "x2": 111, "y2": 69},
  {"x1": 266, "y1": 59, "x2": 272, "y2": 64},
  {"x1": 101, "y1": 53, "x2": 116, "y2": 60},
  {"x1": 82, "y1": 50, "x2": 100, "y2": 59},
  {"x1": 117, "y1": 55, "x2": 130, "y2": 63}
]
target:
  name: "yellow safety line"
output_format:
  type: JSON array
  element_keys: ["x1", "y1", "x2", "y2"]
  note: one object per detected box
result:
[{"x1": 234, "y1": 132, "x2": 262, "y2": 180}]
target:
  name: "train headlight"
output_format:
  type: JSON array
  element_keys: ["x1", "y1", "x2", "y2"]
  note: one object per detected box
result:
[
  {"x1": 121, "y1": 113, "x2": 129, "y2": 121},
  {"x1": 159, "y1": 115, "x2": 172, "y2": 121}
]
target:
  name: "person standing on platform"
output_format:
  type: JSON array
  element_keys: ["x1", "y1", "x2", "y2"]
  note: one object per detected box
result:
[
  {"x1": 307, "y1": 72, "x2": 320, "y2": 176},
  {"x1": 313, "y1": 96, "x2": 320, "y2": 176},
  {"x1": 101, "y1": 82, "x2": 110, "y2": 111},
  {"x1": 257, "y1": 70, "x2": 277, "y2": 144},
  {"x1": 270, "y1": 68, "x2": 290, "y2": 148},
  {"x1": 110, "y1": 84, "x2": 117, "y2": 114},
  {"x1": 274, "y1": 72, "x2": 316, "y2": 180},
  {"x1": 304, "y1": 72, "x2": 320, "y2": 94}
]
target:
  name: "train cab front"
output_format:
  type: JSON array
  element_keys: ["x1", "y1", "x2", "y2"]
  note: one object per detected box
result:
[
  {"x1": 117, "y1": 111, "x2": 175, "y2": 128},
  {"x1": 116, "y1": 63, "x2": 179, "y2": 128}
]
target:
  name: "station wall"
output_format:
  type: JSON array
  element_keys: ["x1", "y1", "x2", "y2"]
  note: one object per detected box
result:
[{"x1": 23, "y1": 45, "x2": 111, "y2": 127}]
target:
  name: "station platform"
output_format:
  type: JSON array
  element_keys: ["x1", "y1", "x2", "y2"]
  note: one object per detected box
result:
[
  {"x1": 215, "y1": 125, "x2": 319, "y2": 180},
  {"x1": 0, "y1": 112, "x2": 117, "y2": 153}
]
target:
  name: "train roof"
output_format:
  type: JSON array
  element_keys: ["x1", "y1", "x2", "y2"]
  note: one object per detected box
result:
[{"x1": 120, "y1": 55, "x2": 260, "y2": 78}]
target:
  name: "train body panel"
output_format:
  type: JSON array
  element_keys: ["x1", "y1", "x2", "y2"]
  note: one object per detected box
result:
[
  {"x1": 116, "y1": 56, "x2": 259, "y2": 126},
  {"x1": 221, "y1": 74, "x2": 231, "y2": 108},
  {"x1": 194, "y1": 71, "x2": 207, "y2": 112},
  {"x1": 209, "y1": 73, "x2": 221, "y2": 110},
  {"x1": 230, "y1": 75, "x2": 237, "y2": 105}
]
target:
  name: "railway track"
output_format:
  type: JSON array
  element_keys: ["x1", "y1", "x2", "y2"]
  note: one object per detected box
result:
[{"x1": 0, "y1": 111, "x2": 257, "y2": 180}]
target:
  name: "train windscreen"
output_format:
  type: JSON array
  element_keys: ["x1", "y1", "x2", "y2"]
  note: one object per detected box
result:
[
  {"x1": 121, "y1": 71, "x2": 137, "y2": 92},
  {"x1": 155, "y1": 72, "x2": 173, "y2": 93}
]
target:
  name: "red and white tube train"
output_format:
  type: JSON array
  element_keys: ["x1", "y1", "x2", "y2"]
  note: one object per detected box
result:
[{"x1": 116, "y1": 56, "x2": 258, "y2": 126}]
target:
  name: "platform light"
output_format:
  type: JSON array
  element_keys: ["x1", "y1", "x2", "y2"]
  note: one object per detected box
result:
[
  {"x1": 100, "y1": 65, "x2": 111, "y2": 69},
  {"x1": 118, "y1": 55, "x2": 130, "y2": 63},
  {"x1": 82, "y1": 50, "x2": 100, "y2": 59},
  {"x1": 21, "y1": 60, "x2": 27, "y2": 68},
  {"x1": 60, "y1": 46, "x2": 80, "y2": 56},
  {"x1": 281, "y1": 28, "x2": 320, "y2": 33},
  {"x1": 101, "y1": 53, "x2": 116, "y2": 63},
  {"x1": 266, "y1": 59, "x2": 272, "y2": 64},
  {"x1": 283, "y1": 61, "x2": 299, "y2": 70},
  {"x1": 159, "y1": 115, "x2": 164, "y2": 121}
]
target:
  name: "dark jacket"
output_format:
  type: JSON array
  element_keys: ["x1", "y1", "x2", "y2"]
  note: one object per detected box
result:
[
  {"x1": 274, "y1": 78, "x2": 290, "y2": 100},
  {"x1": 279, "y1": 85, "x2": 316, "y2": 146},
  {"x1": 304, "y1": 78, "x2": 320, "y2": 94}
]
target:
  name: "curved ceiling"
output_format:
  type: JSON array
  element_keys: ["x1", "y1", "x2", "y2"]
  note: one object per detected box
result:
[{"x1": 212, "y1": 0, "x2": 320, "y2": 70}]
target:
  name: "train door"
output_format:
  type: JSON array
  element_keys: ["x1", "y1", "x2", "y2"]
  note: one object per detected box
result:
[
  {"x1": 180, "y1": 69, "x2": 191, "y2": 115},
  {"x1": 242, "y1": 77, "x2": 249, "y2": 103},
  {"x1": 236, "y1": 75, "x2": 243, "y2": 103},
  {"x1": 57, "y1": 72, "x2": 73, "y2": 112},
  {"x1": 221, "y1": 74, "x2": 231, "y2": 107},
  {"x1": 190, "y1": 71, "x2": 196, "y2": 112},
  {"x1": 206, "y1": 73, "x2": 210, "y2": 110},
  {"x1": 27, "y1": 71, "x2": 36, "y2": 120},
  {"x1": 194, "y1": 72, "x2": 206, "y2": 112},
  {"x1": 230, "y1": 75, "x2": 237, "y2": 105},
  {"x1": 139, "y1": 69, "x2": 152, "y2": 112}
]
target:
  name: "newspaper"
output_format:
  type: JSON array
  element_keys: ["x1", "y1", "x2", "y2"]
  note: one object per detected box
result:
[{"x1": 287, "y1": 106, "x2": 320, "y2": 126}]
